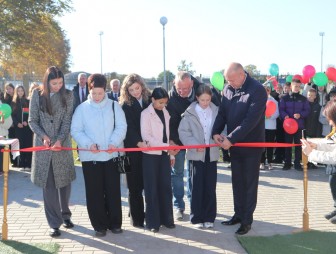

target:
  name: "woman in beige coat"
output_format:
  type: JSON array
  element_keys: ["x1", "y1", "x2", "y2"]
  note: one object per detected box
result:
[{"x1": 28, "y1": 66, "x2": 75, "y2": 237}]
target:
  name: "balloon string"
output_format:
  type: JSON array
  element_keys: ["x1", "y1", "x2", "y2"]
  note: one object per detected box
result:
[{"x1": 1, "y1": 142, "x2": 301, "y2": 153}]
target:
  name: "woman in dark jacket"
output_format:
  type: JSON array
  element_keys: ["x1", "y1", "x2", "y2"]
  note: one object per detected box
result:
[
  {"x1": 11, "y1": 85, "x2": 33, "y2": 171},
  {"x1": 119, "y1": 73, "x2": 151, "y2": 228}
]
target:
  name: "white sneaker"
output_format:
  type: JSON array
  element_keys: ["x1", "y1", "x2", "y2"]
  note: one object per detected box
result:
[
  {"x1": 175, "y1": 210, "x2": 184, "y2": 221},
  {"x1": 193, "y1": 223, "x2": 203, "y2": 229},
  {"x1": 19, "y1": 167, "x2": 25, "y2": 171},
  {"x1": 204, "y1": 222, "x2": 214, "y2": 229},
  {"x1": 24, "y1": 167, "x2": 31, "y2": 172},
  {"x1": 260, "y1": 163, "x2": 265, "y2": 170},
  {"x1": 268, "y1": 163, "x2": 273, "y2": 170}
]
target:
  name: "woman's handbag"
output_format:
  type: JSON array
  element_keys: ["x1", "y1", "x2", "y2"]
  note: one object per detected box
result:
[
  {"x1": 113, "y1": 153, "x2": 131, "y2": 174},
  {"x1": 112, "y1": 101, "x2": 131, "y2": 174}
]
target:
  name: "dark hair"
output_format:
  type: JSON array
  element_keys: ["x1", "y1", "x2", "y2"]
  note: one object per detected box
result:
[
  {"x1": 87, "y1": 74, "x2": 107, "y2": 91},
  {"x1": 4, "y1": 83, "x2": 15, "y2": 102},
  {"x1": 285, "y1": 82, "x2": 291, "y2": 87},
  {"x1": 324, "y1": 101, "x2": 336, "y2": 126},
  {"x1": 40, "y1": 66, "x2": 67, "y2": 115},
  {"x1": 196, "y1": 84, "x2": 212, "y2": 97},
  {"x1": 151, "y1": 87, "x2": 169, "y2": 100}
]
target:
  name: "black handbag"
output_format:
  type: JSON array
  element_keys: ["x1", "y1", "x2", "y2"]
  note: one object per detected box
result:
[
  {"x1": 113, "y1": 153, "x2": 131, "y2": 174},
  {"x1": 112, "y1": 101, "x2": 131, "y2": 174}
]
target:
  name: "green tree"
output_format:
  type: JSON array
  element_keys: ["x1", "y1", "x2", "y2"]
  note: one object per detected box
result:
[
  {"x1": 177, "y1": 60, "x2": 195, "y2": 75},
  {"x1": 157, "y1": 70, "x2": 175, "y2": 83},
  {"x1": 244, "y1": 64, "x2": 260, "y2": 78},
  {"x1": 0, "y1": 0, "x2": 72, "y2": 78}
]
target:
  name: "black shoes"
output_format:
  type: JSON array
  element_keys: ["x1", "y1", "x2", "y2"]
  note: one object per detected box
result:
[
  {"x1": 111, "y1": 228, "x2": 123, "y2": 234},
  {"x1": 49, "y1": 228, "x2": 61, "y2": 237},
  {"x1": 294, "y1": 164, "x2": 303, "y2": 171},
  {"x1": 221, "y1": 216, "x2": 241, "y2": 226},
  {"x1": 150, "y1": 228, "x2": 159, "y2": 233},
  {"x1": 164, "y1": 224, "x2": 176, "y2": 229},
  {"x1": 282, "y1": 164, "x2": 292, "y2": 170},
  {"x1": 133, "y1": 223, "x2": 145, "y2": 228},
  {"x1": 307, "y1": 162, "x2": 317, "y2": 169},
  {"x1": 325, "y1": 210, "x2": 336, "y2": 220},
  {"x1": 95, "y1": 229, "x2": 107, "y2": 237},
  {"x1": 235, "y1": 224, "x2": 251, "y2": 235},
  {"x1": 63, "y1": 219, "x2": 74, "y2": 229}
]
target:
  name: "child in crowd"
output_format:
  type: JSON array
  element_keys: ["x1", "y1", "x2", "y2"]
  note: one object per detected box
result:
[
  {"x1": 279, "y1": 78, "x2": 310, "y2": 170},
  {"x1": 140, "y1": 87, "x2": 175, "y2": 233},
  {"x1": 260, "y1": 84, "x2": 279, "y2": 170},
  {"x1": 178, "y1": 85, "x2": 219, "y2": 228}
]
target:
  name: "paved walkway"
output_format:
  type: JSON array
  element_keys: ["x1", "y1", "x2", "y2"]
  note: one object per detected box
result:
[{"x1": 1, "y1": 163, "x2": 336, "y2": 254}]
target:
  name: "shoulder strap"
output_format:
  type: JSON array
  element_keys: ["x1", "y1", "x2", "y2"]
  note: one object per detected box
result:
[{"x1": 112, "y1": 101, "x2": 115, "y2": 128}]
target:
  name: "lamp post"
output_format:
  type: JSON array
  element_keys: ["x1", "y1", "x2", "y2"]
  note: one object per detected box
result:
[
  {"x1": 319, "y1": 32, "x2": 325, "y2": 72},
  {"x1": 99, "y1": 31, "x2": 104, "y2": 74},
  {"x1": 160, "y1": 16, "x2": 168, "y2": 90}
]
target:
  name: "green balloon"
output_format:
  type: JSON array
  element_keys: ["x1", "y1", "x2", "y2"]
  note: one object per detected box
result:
[
  {"x1": 285, "y1": 75, "x2": 293, "y2": 83},
  {"x1": 269, "y1": 63, "x2": 279, "y2": 76},
  {"x1": 210, "y1": 72, "x2": 224, "y2": 91},
  {"x1": 0, "y1": 103, "x2": 12, "y2": 119},
  {"x1": 313, "y1": 72, "x2": 328, "y2": 87}
]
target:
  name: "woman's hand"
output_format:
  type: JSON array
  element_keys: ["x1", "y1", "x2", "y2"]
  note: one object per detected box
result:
[
  {"x1": 137, "y1": 141, "x2": 147, "y2": 148},
  {"x1": 90, "y1": 144, "x2": 100, "y2": 153},
  {"x1": 22, "y1": 121, "x2": 28, "y2": 126},
  {"x1": 50, "y1": 140, "x2": 62, "y2": 151},
  {"x1": 301, "y1": 139, "x2": 313, "y2": 156},
  {"x1": 43, "y1": 136, "x2": 51, "y2": 148},
  {"x1": 170, "y1": 158, "x2": 175, "y2": 167},
  {"x1": 107, "y1": 144, "x2": 116, "y2": 154},
  {"x1": 17, "y1": 123, "x2": 23, "y2": 128}
]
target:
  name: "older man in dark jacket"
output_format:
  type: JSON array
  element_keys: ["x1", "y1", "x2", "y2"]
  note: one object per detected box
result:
[{"x1": 212, "y1": 62, "x2": 267, "y2": 235}]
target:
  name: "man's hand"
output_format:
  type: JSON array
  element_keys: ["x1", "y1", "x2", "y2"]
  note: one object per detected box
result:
[{"x1": 221, "y1": 136, "x2": 232, "y2": 150}]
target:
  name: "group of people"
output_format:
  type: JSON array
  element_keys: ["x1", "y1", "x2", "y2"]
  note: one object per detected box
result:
[
  {"x1": 0, "y1": 82, "x2": 39, "y2": 176},
  {"x1": 8, "y1": 62, "x2": 263, "y2": 238},
  {"x1": 256, "y1": 76, "x2": 336, "y2": 171},
  {"x1": 3, "y1": 62, "x2": 335, "y2": 239}
]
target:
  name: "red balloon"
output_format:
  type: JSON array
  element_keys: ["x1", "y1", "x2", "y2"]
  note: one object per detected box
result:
[
  {"x1": 265, "y1": 100, "x2": 276, "y2": 117},
  {"x1": 302, "y1": 65, "x2": 316, "y2": 78},
  {"x1": 326, "y1": 67, "x2": 336, "y2": 81},
  {"x1": 283, "y1": 118, "x2": 298, "y2": 134},
  {"x1": 301, "y1": 75, "x2": 310, "y2": 84}
]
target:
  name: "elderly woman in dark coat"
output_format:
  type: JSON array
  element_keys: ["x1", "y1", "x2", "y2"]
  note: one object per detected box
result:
[{"x1": 28, "y1": 66, "x2": 75, "y2": 237}]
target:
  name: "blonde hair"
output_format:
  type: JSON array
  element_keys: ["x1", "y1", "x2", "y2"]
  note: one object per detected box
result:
[{"x1": 119, "y1": 73, "x2": 151, "y2": 106}]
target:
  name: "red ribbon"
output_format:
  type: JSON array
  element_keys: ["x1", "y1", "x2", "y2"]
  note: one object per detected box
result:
[{"x1": 2, "y1": 142, "x2": 300, "y2": 153}]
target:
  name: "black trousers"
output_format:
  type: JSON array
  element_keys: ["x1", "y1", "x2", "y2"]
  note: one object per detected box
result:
[
  {"x1": 284, "y1": 129, "x2": 302, "y2": 166},
  {"x1": 82, "y1": 159, "x2": 122, "y2": 231},
  {"x1": 231, "y1": 153, "x2": 262, "y2": 225},
  {"x1": 189, "y1": 148, "x2": 217, "y2": 224},
  {"x1": 261, "y1": 129, "x2": 276, "y2": 164},
  {"x1": 274, "y1": 119, "x2": 285, "y2": 161},
  {"x1": 126, "y1": 152, "x2": 145, "y2": 226},
  {"x1": 142, "y1": 153, "x2": 174, "y2": 230}
]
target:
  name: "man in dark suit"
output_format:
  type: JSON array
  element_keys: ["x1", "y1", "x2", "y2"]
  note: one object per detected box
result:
[
  {"x1": 212, "y1": 62, "x2": 267, "y2": 235},
  {"x1": 73, "y1": 73, "x2": 89, "y2": 111},
  {"x1": 107, "y1": 79, "x2": 121, "y2": 101}
]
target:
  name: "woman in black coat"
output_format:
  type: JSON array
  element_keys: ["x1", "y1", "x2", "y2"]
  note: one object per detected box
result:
[
  {"x1": 11, "y1": 85, "x2": 33, "y2": 170},
  {"x1": 119, "y1": 73, "x2": 151, "y2": 228}
]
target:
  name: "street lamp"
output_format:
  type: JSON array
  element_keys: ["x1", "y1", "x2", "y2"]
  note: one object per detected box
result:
[
  {"x1": 99, "y1": 31, "x2": 104, "y2": 74},
  {"x1": 160, "y1": 16, "x2": 168, "y2": 90},
  {"x1": 319, "y1": 32, "x2": 325, "y2": 72}
]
